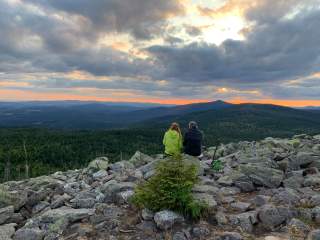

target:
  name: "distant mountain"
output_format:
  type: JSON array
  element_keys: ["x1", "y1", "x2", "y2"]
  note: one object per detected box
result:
[
  {"x1": 298, "y1": 106, "x2": 320, "y2": 111},
  {"x1": 0, "y1": 100, "x2": 233, "y2": 129},
  {"x1": 138, "y1": 103, "x2": 320, "y2": 144}
]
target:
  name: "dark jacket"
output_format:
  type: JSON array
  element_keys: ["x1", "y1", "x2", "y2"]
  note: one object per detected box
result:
[{"x1": 183, "y1": 128, "x2": 203, "y2": 156}]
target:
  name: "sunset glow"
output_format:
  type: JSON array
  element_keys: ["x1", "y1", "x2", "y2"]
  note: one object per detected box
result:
[{"x1": 0, "y1": 0, "x2": 319, "y2": 107}]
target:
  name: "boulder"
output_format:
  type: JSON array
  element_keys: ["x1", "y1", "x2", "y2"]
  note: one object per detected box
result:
[
  {"x1": 87, "y1": 157, "x2": 109, "y2": 171},
  {"x1": 0, "y1": 223, "x2": 16, "y2": 240},
  {"x1": 258, "y1": 205, "x2": 286, "y2": 229},
  {"x1": 129, "y1": 151, "x2": 154, "y2": 168},
  {"x1": 229, "y1": 211, "x2": 257, "y2": 233},
  {"x1": 308, "y1": 229, "x2": 320, "y2": 240},
  {"x1": 240, "y1": 164, "x2": 284, "y2": 188},
  {"x1": 154, "y1": 210, "x2": 184, "y2": 230},
  {"x1": 0, "y1": 206, "x2": 14, "y2": 224},
  {"x1": 193, "y1": 193, "x2": 217, "y2": 209},
  {"x1": 13, "y1": 228, "x2": 45, "y2": 240},
  {"x1": 288, "y1": 218, "x2": 310, "y2": 239},
  {"x1": 217, "y1": 232, "x2": 243, "y2": 240}
]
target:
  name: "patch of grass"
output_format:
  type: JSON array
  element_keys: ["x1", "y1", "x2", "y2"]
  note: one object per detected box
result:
[{"x1": 132, "y1": 154, "x2": 207, "y2": 220}]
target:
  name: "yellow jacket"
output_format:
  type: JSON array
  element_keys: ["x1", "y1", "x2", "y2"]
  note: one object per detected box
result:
[{"x1": 163, "y1": 129, "x2": 183, "y2": 156}]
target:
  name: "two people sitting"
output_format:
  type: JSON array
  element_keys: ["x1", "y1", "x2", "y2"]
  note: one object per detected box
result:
[{"x1": 163, "y1": 121, "x2": 203, "y2": 157}]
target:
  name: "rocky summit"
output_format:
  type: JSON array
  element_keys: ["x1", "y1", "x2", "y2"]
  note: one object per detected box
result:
[{"x1": 1, "y1": 134, "x2": 320, "y2": 240}]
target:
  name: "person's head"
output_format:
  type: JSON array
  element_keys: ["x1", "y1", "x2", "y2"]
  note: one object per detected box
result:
[
  {"x1": 170, "y1": 122, "x2": 181, "y2": 135},
  {"x1": 189, "y1": 121, "x2": 198, "y2": 130}
]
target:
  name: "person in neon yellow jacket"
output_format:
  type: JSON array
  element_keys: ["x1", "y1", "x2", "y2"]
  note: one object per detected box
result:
[{"x1": 163, "y1": 122, "x2": 183, "y2": 156}]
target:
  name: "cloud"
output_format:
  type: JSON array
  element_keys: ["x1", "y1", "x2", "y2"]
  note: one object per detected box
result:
[{"x1": 25, "y1": 0, "x2": 185, "y2": 40}]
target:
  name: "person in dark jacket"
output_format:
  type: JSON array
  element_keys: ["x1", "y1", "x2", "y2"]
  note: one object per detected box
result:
[{"x1": 183, "y1": 121, "x2": 203, "y2": 157}]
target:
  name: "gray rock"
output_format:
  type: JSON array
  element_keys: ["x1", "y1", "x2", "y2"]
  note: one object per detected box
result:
[
  {"x1": 173, "y1": 232, "x2": 187, "y2": 240},
  {"x1": 283, "y1": 175, "x2": 304, "y2": 189},
  {"x1": 220, "y1": 187, "x2": 240, "y2": 196},
  {"x1": 92, "y1": 170, "x2": 108, "y2": 179},
  {"x1": 115, "y1": 190, "x2": 134, "y2": 204},
  {"x1": 240, "y1": 164, "x2": 284, "y2": 188},
  {"x1": 193, "y1": 193, "x2": 217, "y2": 208},
  {"x1": 32, "y1": 201, "x2": 50, "y2": 215},
  {"x1": 87, "y1": 157, "x2": 109, "y2": 171},
  {"x1": 109, "y1": 161, "x2": 134, "y2": 173},
  {"x1": 216, "y1": 211, "x2": 228, "y2": 225},
  {"x1": 288, "y1": 218, "x2": 310, "y2": 239},
  {"x1": 129, "y1": 151, "x2": 154, "y2": 168},
  {"x1": 217, "y1": 232, "x2": 243, "y2": 240},
  {"x1": 310, "y1": 195, "x2": 320, "y2": 207},
  {"x1": 271, "y1": 188, "x2": 301, "y2": 206},
  {"x1": 234, "y1": 181, "x2": 255, "y2": 192},
  {"x1": 304, "y1": 174, "x2": 320, "y2": 187},
  {"x1": 229, "y1": 211, "x2": 257, "y2": 233},
  {"x1": 308, "y1": 229, "x2": 320, "y2": 240},
  {"x1": 192, "y1": 226, "x2": 210, "y2": 238},
  {"x1": 0, "y1": 223, "x2": 16, "y2": 240},
  {"x1": 253, "y1": 195, "x2": 271, "y2": 207},
  {"x1": 70, "y1": 198, "x2": 95, "y2": 209},
  {"x1": 154, "y1": 210, "x2": 184, "y2": 230},
  {"x1": 50, "y1": 194, "x2": 72, "y2": 209},
  {"x1": 13, "y1": 228, "x2": 45, "y2": 240},
  {"x1": 258, "y1": 205, "x2": 286, "y2": 229},
  {"x1": 141, "y1": 209, "x2": 154, "y2": 221},
  {"x1": 230, "y1": 202, "x2": 251, "y2": 212},
  {"x1": 0, "y1": 206, "x2": 14, "y2": 225},
  {"x1": 312, "y1": 207, "x2": 320, "y2": 224}
]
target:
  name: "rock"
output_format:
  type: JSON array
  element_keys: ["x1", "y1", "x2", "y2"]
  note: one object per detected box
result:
[
  {"x1": 216, "y1": 211, "x2": 228, "y2": 225},
  {"x1": 0, "y1": 223, "x2": 16, "y2": 240},
  {"x1": 308, "y1": 229, "x2": 320, "y2": 240},
  {"x1": 142, "y1": 209, "x2": 154, "y2": 221},
  {"x1": 310, "y1": 195, "x2": 320, "y2": 207},
  {"x1": 220, "y1": 187, "x2": 240, "y2": 196},
  {"x1": 271, "y1": 188, "x2": 301, "y2": 206},
  {"x1": 92, "y1": 170, "x2": 108, "y2": 179},
  {"x1": 173, "y1": 232, "x2": 187, "y2": 240},
  {"x1": 234, "y1": 181, "x2": 255, "y2": 192},
  {"x1": 50, "y1": 194, "x2": 72, "y2": 209},
  {"x1": 193, "y1": 193, "x2": 217, "y2": 208},
  {"x1": 109, "y1": 161, "x2": 134, "y2": 173},
  {"x1": 32, "y1": 201, "x2": 50, "y2": 215},
  {"x1": 129, "y1": 151, "x2": 154, "y2": 168},
  {"x1": 154, "y1": 210, "x2": 184, "y2": 230},
  {"x1": 115, "y1": 190, "x2": 134, "y2": 204},
  {"x1": 87, "y1": 157, "x2": 109, "y2": 171},
  {"x1": 240, "y1": 164, "x2": 284, "y2": 188},
  {"x1": 253, "y1": 195, "x2": 271, "y2": 207},
  {"x1": 312, "y1": 207, "x2": 320, "y2": 224},
  {"x1": 229, "y1": 211, "x2": 257, "y2": 233},
  {"x1": 258, "y1": 205, "x2": 286, "y2": 229},
  {"x1": 290, "y1": 152, "x2": 319, "y2": 169},
  {"x1": 217, "y1": 232, "x2": 243, "y2": 240},
  {"x1": 192, "y1": 226, "x2": 210, "y2": 238},
  {"x1": 288, "y1": 218, "x2": 310, "y2": 239},
  {"x1": 0, "y1": 206, "x2": 14, "y2": 224},
  {"x1": 13, "y1": 228, "x2": 45, "y2": 240},
  {"x1": 304, "y1": 174, "x2": 320, "y2": 187},
  {"x1": 70, "y1": 197, "x2": 95, "y2": 209},
  {"x1": 283, "y1": 175, "x2": 304, "y2": 188},
  {"x1": 230, "y1": 202, "x2": 251, "y2": 212}
]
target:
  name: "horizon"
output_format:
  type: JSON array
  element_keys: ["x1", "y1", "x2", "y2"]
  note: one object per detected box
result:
[
  {"x1": 1, "y1": 1, "x2": 320, "y2": 106},
  {"x1": 1, "y1": 98, "x2": 320, "y2": 108}
]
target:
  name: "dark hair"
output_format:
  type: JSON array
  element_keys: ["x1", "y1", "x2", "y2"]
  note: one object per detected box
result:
[{"x1": 189, "y1": 121, "x2": 198, "y2": 129}]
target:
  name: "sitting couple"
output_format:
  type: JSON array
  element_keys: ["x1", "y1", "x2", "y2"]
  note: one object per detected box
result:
[{"x1": 163, "y1": 121, "x2": 203, "y2": 157}]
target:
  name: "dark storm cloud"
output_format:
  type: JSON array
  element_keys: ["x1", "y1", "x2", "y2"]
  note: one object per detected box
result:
[
  {"x1": 148, "y1": 8, "x2": 320, "y2": 84},
  {"x1": 25, "y1": 0, "x2": 184, "y2": 40}
]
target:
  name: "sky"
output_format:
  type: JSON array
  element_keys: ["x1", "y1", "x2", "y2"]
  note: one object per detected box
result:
[{"x1": 0, "y1": 0, "x2": 320, "y2": 106}]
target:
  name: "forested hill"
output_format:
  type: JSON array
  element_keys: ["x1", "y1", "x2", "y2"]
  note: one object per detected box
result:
[{"x1": 1, "y1": 102, "x2": 320, "y2": 182}]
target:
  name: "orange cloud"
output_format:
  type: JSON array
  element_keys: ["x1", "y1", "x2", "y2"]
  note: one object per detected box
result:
[{"x1": 1, "y1": 89, "x2": 320, "y2": 107}]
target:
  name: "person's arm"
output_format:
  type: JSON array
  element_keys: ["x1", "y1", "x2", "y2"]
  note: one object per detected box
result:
[{"x1": 163, "y1": 132, "x2": 167, "y2": 146}]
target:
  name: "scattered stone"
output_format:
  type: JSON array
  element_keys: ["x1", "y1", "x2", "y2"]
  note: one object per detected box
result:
[
  {"x1": 154, "y1": 210, "x2": 184, "y2": 230},
  {"x1": 13, "y1": 228, "x2": 45, "y2": 240},
  {"x1": 230, "y1": 202, "x2": 251, "y2": 212},
  {"x1": 142, "y1": 209, "x2": 154, "y2": 221},
  {"x1": 217, "y1": 232, "x2": 243, "y2": 240},
  {"x1": 0, "y1": 206, "x2": 14, "y2": 224},
  {"x1": 92, "y1": 170, "x2": 108, "y2": 179},
  {"x1": 258, "y1": 205, "x2": 286, "y2": 229},
  {"x1": 192, "y1": 226, "x2": 210, "y2": 238},
  {"x1": 288, "y1": 218, "x2": 310, "y2": 239},
  {"x1": 308, "y1": 229, "x2": 320, "y2": 240},
  {"x1": 87, "y1": 157, "x2": 109, "y2": 171},
  {"x1": 0, "y1": 223, "x2": 16, "y2": 240}
]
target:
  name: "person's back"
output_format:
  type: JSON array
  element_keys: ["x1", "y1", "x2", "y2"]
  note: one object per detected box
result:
[
  {"x1": 163, "y1": 123, "x2": 183, "y2": 156},
  {"x1": 184, "y1": 121, "x2": 203, "y2": 157}
]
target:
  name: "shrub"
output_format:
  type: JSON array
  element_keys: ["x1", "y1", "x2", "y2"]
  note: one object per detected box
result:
[{"x1": 132, "y1": 154, "x2": 207, "y2": 219}]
